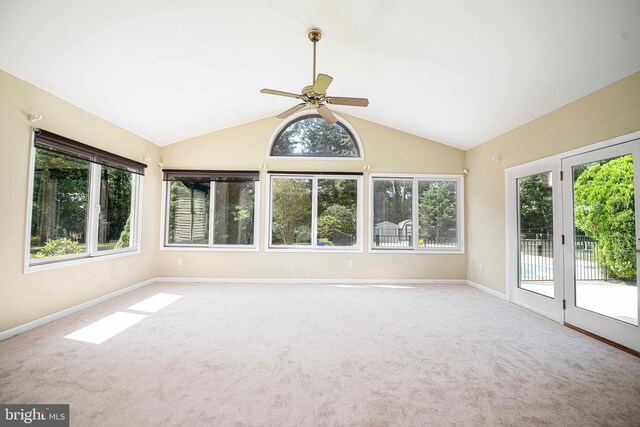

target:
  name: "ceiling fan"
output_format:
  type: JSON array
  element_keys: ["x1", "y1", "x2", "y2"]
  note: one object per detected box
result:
[{"x1": 260, "y1": 29, "x2": 369, "y2": 125}]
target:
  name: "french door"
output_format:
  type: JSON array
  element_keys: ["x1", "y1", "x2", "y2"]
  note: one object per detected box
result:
[
  {"x1": 562, "y1": 141, "x2": 639, "y2": 352},
  {"x1": 508, "y1": 138, "x2": 640, "y2": 352},
  {"x1": 508, "y1": 162, "x2": 563, "y2": 322}
]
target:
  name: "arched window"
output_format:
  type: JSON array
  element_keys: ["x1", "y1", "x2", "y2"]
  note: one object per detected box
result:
[{"x1": 269, "y1": 114, "x2": 362, "y2": 159}]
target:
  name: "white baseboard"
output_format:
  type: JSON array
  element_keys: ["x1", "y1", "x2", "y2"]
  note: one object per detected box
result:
[
  {"x1": 0, "y1": 277, "x2": 156, "y2": 342},
  {"x1": 157, "y1": 277, "x2": 468, "y2": 286},
  {"x1": 466, "y1": 280, "x2": 507, "y2": 300}
]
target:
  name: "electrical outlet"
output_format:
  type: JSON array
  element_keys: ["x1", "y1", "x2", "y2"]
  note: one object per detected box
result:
[
  {"x1": 479, "y1": 263, "x2": 484, "y2": 272},
  {"x1": 177, "y1": 258, "x2": 183, "y2": 266},
  {"x1": 348, "y1": 260, "x2": 354, "y2": 268}
]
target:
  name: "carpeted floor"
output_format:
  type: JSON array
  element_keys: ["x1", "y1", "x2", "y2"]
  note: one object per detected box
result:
[{"x1": 0, "y1": 282, "x2": 639, "y2": 426}]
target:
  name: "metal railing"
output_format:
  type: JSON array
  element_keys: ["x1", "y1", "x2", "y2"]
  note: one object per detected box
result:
[
  {"x1": 372, "y1": 234, "x2": 458, "y2": 248},
  {"x1": 519, "y1": 234, "x2": 606, "y2": 281},
  {"x1": 373, "y1": 234, "x2": 412, "y2": 247}
]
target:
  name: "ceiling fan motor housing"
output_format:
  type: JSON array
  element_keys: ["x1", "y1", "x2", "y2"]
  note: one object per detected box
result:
[{"x1": 308, "y1": 30, "x2": 322, "y2": 43}]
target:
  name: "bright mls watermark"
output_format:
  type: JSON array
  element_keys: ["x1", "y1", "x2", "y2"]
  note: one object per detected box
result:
[{"x1": 0, "y1": 405, "x2": 68, "y2": 426}]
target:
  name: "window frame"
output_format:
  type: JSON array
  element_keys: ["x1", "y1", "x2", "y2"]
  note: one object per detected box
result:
[
  {"x1": 24, "y1": 132, "x2": 144, "y2": 273},
  {"x1": 266, "y1": 173, "x2": 364, "y2": 253},
  {"x1": 369, "y1": 173, "x2": 464, "y2": 254},
  {"x1": 266, "y1": 111, "x2": 365, "y2": 161},
  {"x1": 159, "y1": 175, "x2": 260, "y2": 252}
]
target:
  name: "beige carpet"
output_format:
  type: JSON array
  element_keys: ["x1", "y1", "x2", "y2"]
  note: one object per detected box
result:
[{"x1": 0, "y1": 282, "x2": 639, "y2": 426}]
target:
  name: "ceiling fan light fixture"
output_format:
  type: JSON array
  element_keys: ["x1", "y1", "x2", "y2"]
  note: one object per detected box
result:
[{"x1": 260, "y1": 29, "x2": 369, "y2": 124}]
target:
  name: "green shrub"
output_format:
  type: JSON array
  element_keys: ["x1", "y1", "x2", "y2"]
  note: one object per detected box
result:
[
  {"x1": 33, "y1": 238, "x2": 83, "y2": 258},
  {"x1": 574, "y1": 155, "x2": 635, "y2": 280},
  {"x1": 317, "y1": 204, "x2": 356, "y2": 240},
  {"x1": 115, "y1": 215, "x2": 131, "y2": 249}
]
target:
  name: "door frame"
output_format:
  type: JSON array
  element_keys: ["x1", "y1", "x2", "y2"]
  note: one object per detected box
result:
[
  {"x1": 504, "y1": 131, "x2": 640, "y2": 326},
  {"x1": 561, "y1": 141, "x2": 640, "y2": 352}
]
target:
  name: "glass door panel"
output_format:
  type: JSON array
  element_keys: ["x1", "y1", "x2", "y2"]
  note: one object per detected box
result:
[
  {"x1": 563, "y1": 140, "x2": 639, "y2": 352},
  {"x1": 508, "y1": 161, "x2": 563, "y2": 322},
  {"x1": 570, "y1": 154, "x2": 637, "y2": 325},
  {"x1": 517, "y1": 172, "x2": 555, "y2": 298}
]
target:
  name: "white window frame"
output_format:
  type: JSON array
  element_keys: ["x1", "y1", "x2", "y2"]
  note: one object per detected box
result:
[
  {"x1": 160, "y1": 178, "x2": 260, "y2": 252},
  {"x1": 266, "y1": 110, "x2": 365, "y2": 161},
  {"x1": 369, "y1": 173, "x2": 465, "y2": 254},
  {"x1": 266, "y1": 173, "x2": 364, "y2": 252},
  {"x1": 24, "y1": 138, "x2": 143, "y2": 273}
]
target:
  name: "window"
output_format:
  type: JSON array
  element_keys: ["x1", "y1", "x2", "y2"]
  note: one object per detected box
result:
[
  {"x1": 163, "y1": 170, "x2": 259, "y2": 249},
  {"x1": 269, "y1": 114, "x2": 363, "y2": 159},
  {"x1": 268, "y1": 173, "x2": 362, "y2": 250},
  {"x1": 27, "y1": 129, "x2": 145, "y2": 269},
  {"x1": 371, "y1": 174, "x2": 464, "y2": 252},
  {"x1": 373, "y1": 179, "x2": 413, "y2": 248}
]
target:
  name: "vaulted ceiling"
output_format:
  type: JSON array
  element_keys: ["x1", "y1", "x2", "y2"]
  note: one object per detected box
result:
[{"x1": 1, "y1": 0, "x2": 639, "y2": 149}]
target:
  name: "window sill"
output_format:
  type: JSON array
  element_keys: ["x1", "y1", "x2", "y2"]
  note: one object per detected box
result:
[
  {"x1": 265, "y1": 247, "x2": 364, "y2": 253},
  {"x1": 368, "y1": 248, "x2": 465, "y2": 254},
  {"x1": 24, "y1": 248, "x2": 140, "y2": 274},
  {"x1": 160, "y1": 246, "x2": 259, "y2": 252}
]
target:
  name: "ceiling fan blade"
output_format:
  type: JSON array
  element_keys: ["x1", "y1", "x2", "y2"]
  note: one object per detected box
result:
[
  {"x1": 312, "y1": 74, "x2": 333, "y2": 95},
  {"x1": 276, "y1": 103, "x2": 307, "y2": 119},
  {"x1": 326, "y1": 96, "x2": 369, "y2": 107},
  {"x1": 261, "y1": 88, "x2": 302, "y2": 99},
  {"x1": 317, "y1": 105, "x2": 338, "y2": 124}
]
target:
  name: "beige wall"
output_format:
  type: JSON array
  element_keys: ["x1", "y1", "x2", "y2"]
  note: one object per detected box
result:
[
  {"x1": 466, "y1": 71, "x2": 640, "y2": 294},
  {"x1": 5, "y1": 64, "x2": 636, "y2": 334},
  {"x1": 157, "y1": 113, "x2": 468, "y2": 280},
  {"x1": 0, "y1": 70, "x2": 161, "y2": 332}
]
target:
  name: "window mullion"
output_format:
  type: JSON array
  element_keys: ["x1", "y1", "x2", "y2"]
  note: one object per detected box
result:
[
  {"x1": 268, "y1": 176, "x2": 274, "y2": 248},
  {"x1": 413, "y1": 178, "x2": 419, "y2": 250},
  {"x1": 129, "y1": 175, "x2": 137, "y2": 248},
  {"x1": 311, "y1": 176, "x2": 318, "y2": 247},
  {"x1": 457, "y1": 178, "x2": 462, "y2": 251},
  {"x1": 164, "y1": 181, "x2": 171, "y2": 246},
  {"x1": 208, "y1": 181, "x2": 215, "y2": 247},
  {"x1": 253, "y1": 180, "x2": 260, "y2": 250},
  {"x1": 88, "y1": 163, "x2": 102, "y2": 256}
]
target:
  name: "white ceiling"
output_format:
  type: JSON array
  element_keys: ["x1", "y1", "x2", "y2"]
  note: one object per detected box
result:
[{"x1": 1, "y1": 0, "x2": 639, "y2": 150}]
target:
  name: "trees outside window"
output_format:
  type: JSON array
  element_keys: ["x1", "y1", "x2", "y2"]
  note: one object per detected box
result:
[
  {"x1": 269, "y1": 175, "x2": 361, "y2": 249},
  {"x1": 213, "y1": 181, "x2": 256, "y2": 245},
  {"x1": 371, "y1": 175, "x2": 463, "y2": 252},
  {"x1": 515, "y1": 155, "x2": 636, "y2": 282},
  {"x1": 573, "y1": 155, "x2": 635, "y2": 280},
  {"x1": 372, "y1": 179, "x2": 413, "y2": 248},
  {"x1": 98, "y1": 166, "x2": 135, "y2": 251},
  {"x1": 270, "y1": 178, "x2": 312, "y2": 245},
  {"x1": 317, "y1": 179, "x2": 358, "y2": 246},
  {"x1": 271, "y1": 114, "x2": 361, "y2": 158},
  {"x1": 30, "y1": 149, "x2": 90, "y2": 258},
  {"x1": 27, "y1": 130, "x2": 144, "y2": 268},
  {"x1": 163, "y1": 173, "x2": 258, "y2": 248},
  {"x1": 418, "y1": 180, "x2": 458, "y2": 248}
]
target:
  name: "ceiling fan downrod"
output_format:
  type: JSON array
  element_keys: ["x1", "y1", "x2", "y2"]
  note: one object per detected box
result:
[{"x1": 308, "y1": 29, "x2": 322, "y2": 85}]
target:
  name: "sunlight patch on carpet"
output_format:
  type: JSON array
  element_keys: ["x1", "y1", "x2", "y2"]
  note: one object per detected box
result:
[
  {"x1": 128, "y1": 293, "x2": 183, "y2": 313},
  {"x1": 64, "y1": 312, "x2": 147, "y2": 344}
]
